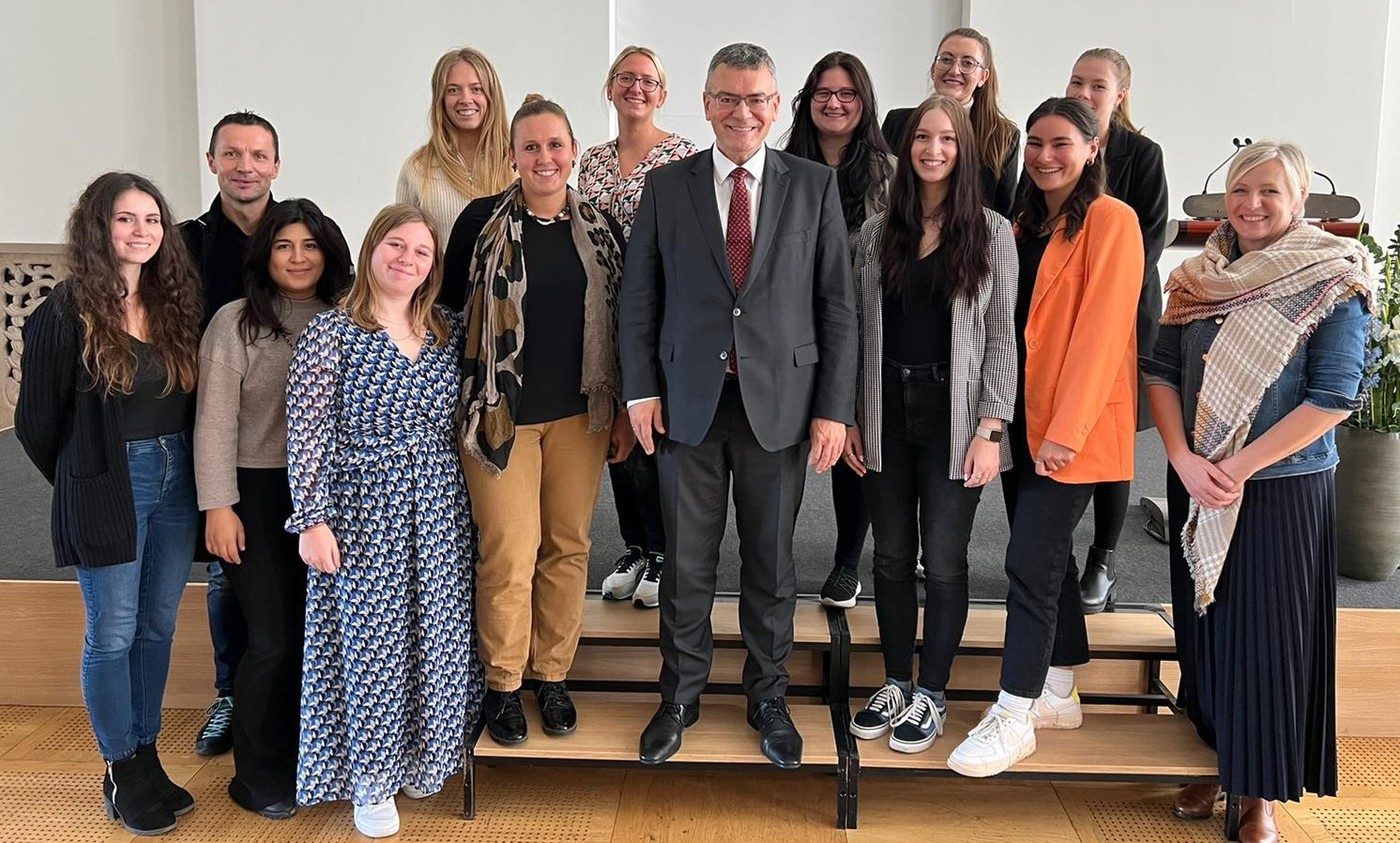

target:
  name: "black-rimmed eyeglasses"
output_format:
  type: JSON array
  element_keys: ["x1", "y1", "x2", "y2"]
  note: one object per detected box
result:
[
  {"x1": 613, "y1": 72, "x2": 662, "y2": 93},
  {"x1": 811, "y1": 88, "x2": 859, "y2": 104}
]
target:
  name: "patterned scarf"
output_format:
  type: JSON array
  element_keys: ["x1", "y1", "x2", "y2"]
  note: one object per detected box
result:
[
  {"x1": 1163, "y1": 221, "x2": 1374, "y2": 613},
  {"x1": 458, "y1": 182, "x2": 625, "y2": 474}
]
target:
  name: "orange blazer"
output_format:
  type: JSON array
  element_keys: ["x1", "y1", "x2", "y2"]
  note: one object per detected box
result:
[{"x1": 1022, "y1": 194, "x2": 1143, "y2": 484}]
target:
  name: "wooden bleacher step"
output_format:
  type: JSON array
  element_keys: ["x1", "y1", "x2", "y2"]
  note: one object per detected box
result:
[{"x1": 580, "y1": 597, "x2": 837, "y2": 648}]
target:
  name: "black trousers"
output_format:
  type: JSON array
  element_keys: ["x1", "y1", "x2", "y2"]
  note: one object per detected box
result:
[
  {"x1": 863, "y1": 361, "x2": 982, "y2": 689},
  {"x1": 609, "y1": 447, "x2": 667, "y2": 554},
  {"x1": 219, "y1": 467, "x2": 306, "y2": 802},
  {"x1": 655, "y1": 380, "x2": 805, "y2": 704},
  {"x1": 998, "y1": 422, "x2": 1094, "y2": 698},
  {"x1": 830, "y1": 458, "x2": 870, "y2": 570}
]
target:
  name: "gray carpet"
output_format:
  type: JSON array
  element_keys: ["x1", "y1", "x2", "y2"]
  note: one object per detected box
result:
[{"x1": 2, "y1": 428, "x2": 1395, "y2": 608}]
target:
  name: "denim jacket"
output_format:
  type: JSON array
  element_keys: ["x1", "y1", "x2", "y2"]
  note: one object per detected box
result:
[{"x1": 1141, "y1": 294, "x2": 1368, "y2": 479}]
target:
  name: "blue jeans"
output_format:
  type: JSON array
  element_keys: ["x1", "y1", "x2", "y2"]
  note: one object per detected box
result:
[{"x1": 75, "y1": 431, "x2": 197, "y2": 761}]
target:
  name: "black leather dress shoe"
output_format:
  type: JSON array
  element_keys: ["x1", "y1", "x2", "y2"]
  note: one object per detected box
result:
[
  {"x1": 227, "y1": 778, "x2": 297, "y2": 820},
  {"x1": 748, "y1": 697, "x2": 803, "y2": 769},
  {"x1": 485, "y1": 689, "x2": 528, "y2": 745},
  {"x1": 537, "y1": 681, "x2": 577, "y2": 735},
  {"x1": 639, "y1": 701, "x2": 699, "y2": 764}
]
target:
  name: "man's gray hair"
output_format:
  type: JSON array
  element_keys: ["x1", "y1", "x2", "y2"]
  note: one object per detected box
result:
[{"x1": 707, "y1": 42, "x2": 777, "y2": 79}]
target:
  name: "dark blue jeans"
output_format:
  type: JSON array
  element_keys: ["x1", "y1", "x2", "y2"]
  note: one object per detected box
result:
[
  {"x1": 863, "y1": 360, "x2": 982, "y2": 689},
  {"x1": 206, "y1": 560, "x2": 247, "y2": 696},
  {"x1": 75, "y1": 431, "x2": 198, "y2": 760}
]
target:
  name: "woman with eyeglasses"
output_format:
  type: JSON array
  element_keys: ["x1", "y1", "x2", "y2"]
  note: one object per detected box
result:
[
  {"x1": 881, "y1": 28, "x2": 1019, "y2": 218},
  {"x1": 1062, "y1": 47, "x2": 1169, "y2": 615},
  {"x1": 780, "y1": 51, "x2": 894, "y2": 609},
  {"x1": 579, "y1": 46, "x2": 698, "y2": 610}
]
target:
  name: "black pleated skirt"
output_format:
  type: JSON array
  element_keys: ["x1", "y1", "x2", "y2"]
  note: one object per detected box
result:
[{"x1": 1168, "y1": 466, "x2": 1338, "y2": 802}]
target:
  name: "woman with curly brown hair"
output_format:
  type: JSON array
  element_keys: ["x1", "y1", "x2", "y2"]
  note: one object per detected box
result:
[{"x1": 17, "y1": 171, "x2": 204, "y2": 836}]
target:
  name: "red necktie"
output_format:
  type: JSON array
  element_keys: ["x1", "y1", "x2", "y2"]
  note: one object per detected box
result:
[{"x1": 727, "y1": 168, "x2": 752, "y2": 291}]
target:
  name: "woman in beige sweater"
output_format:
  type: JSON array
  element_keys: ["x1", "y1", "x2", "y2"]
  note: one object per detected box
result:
[{"x1": 193, "y1": 198, "x2": 351, "y2": 821}]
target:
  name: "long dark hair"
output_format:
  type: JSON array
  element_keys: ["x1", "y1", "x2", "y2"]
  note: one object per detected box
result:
[
  {"x1": 1013, "y1": 97, "x2": 1106, "y2": 243},
  {"x1": 240, "y1": 198, "x2": 352, "y2": 345},
  {"x1": 879, "y1": 95, "x2": 989, "y2": 305},
  {"x1": 65, "y1": 171, "x2": 202, "y2": 395},
  {"x1": 781, "y1": 51, "x2": 892, "y2": 234}
]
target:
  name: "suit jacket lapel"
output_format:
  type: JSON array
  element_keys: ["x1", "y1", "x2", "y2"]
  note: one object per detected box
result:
[
  {"x1": 742, "y1": 151, "x2": 790, "y2": 301},
  {"x1": 685, "y1": 154, "x2": 735, "y2": 293}
]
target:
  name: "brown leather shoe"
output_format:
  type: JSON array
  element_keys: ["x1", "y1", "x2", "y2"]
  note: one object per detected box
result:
[
  {"x1": 1172, "y1": 783, "x2": 1222, "y2": 820},
  {"x1": 1238, "y1": 797, "x2": 1279, "y2": 843}
]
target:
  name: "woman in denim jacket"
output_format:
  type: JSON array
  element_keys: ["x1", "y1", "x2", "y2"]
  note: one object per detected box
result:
[{"x1": 1143, "y1": 140, "x2": 1373, "y2": 843}]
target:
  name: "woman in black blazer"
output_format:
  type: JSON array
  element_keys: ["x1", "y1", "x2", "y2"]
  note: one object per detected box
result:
[
  {"x1": 1063, "y1": 47, "x2": 1169, "y2": 613},
  {"x1": 17, "y1": 172, "x2": 204, "y2": 835},
  {"x1": 881, "y1": 28, "x2": 1019, "y2": 218}
]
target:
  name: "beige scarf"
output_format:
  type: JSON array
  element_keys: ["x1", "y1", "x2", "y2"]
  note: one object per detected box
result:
[{"x1": 1163, "y1": 222, "x2": 1373, "y2": 613}]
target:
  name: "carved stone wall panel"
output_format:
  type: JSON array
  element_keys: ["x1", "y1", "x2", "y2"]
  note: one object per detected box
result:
[{"x1": 2, "y1": 245, "x2": 66, "y2": 429}]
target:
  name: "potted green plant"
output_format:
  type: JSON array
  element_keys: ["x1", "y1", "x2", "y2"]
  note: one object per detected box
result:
[{"x1": 1337, "y1": 221, "x2": 1400, "y2": 580}]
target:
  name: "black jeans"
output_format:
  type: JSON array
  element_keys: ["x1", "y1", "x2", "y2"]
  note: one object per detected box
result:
[
  {"x1": 609, "y1": 447, "x2": 666, "y2": 554},
  {"x1": 998, "y1": 432, "x2": 1095, "y2": 698},
  {"x1": 830, "y1": 458, "x2": 870, "y2": 570},
  {"x1": 219, "y1": 467, "x2": 306, "y2": 802},
  {"x1": 863, "y1": 361, "x2": 982, "y2": 689}
]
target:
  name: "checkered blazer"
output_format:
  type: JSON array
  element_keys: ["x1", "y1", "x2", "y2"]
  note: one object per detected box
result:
[{"x1": 853, "y1": 208, "x2": 1019, "y2": 478}]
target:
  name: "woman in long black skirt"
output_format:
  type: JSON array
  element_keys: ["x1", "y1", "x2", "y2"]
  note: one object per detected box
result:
[{"x1": 1144, "y1": 139, "x2": 1373, "y2": 843}]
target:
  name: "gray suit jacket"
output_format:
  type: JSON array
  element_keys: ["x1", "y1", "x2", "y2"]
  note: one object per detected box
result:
[
  {"x1": 853, "y1": 208, "x2": 1019, "y2": 476},
  {"x1": 620, "y1": 147, "x2": 858, "y2": 451}
]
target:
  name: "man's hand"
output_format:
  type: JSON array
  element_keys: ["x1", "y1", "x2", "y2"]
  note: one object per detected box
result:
[
  {"x1": 809, "y1": 418, "x2": 845, "y2": 473},
  {"x1": 627, "y1": 399, "x2": 666, "y2": 455}
]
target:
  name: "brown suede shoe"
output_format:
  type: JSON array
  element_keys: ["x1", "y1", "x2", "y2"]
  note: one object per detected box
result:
[
  {"x1": 1172, "y1": 783, "x2": 1222, "y2": 820},
  {"x1": 1238, "y1": 798, "x2": 1279, "y2": 843}
]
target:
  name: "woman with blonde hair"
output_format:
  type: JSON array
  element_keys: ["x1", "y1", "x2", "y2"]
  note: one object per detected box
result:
[
  {"x1": 17, "y1": 171, "x2": 203, "y2": 835},
  {"x1": 579, "y1": 46, "x2": 698, "y2": 608},
  {"x1": 1147, "y1": 140, "x2": 1371, "y2": 842},
  {"x1": 397, "y1": 48, "x2": 512, "y2": 277},
  {"x1": 287, "y1": 204, "x2": 480, "y2": 838}
]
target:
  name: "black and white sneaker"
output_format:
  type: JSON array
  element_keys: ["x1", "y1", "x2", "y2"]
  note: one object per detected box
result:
[
  {"x1": 819, "y1": 566, "x2": 861, "y2": 608},
  {"x1": 195, "y1": 695, "x2": 234, "y2": 756},
  {"x1": 602, "y1": 546, "x2": 646, "y2": 600},
  {"x1": 889, "y1": 690, "x2": 945, "y2": 754},
  {"x1": 633, "y1": 553, "x2": 663, "y2": 609},
  {"x1": 849, "y1": 682, "x2": 909, "y2": 739}
]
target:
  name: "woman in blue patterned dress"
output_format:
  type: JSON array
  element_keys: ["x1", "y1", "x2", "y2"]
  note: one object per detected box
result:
[{"x1": 285, "y1": 203, "x2": 480, "y2": 839}]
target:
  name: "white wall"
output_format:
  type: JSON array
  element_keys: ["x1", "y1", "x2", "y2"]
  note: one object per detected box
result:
[
  {"x1": 1371, "y1": 6, "x2": 1400, "y2": 234},
  {"x1": 0, "y1": 1, "x2": 200, "y2": 242},
  {"x1": 614, "y1": 0, "x2": 960, "y2": 151},
  {"x1": 191, "y1": 0, "x2": 613, "y2": 251}
]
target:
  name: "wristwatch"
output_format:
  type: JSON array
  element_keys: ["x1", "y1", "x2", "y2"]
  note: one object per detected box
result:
[{"x1": 974, "y1": 426, "x2": 1004, "y2": 443}]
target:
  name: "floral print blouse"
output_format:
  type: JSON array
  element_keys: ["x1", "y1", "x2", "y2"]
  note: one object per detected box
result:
[{"x1": 578, "y1": 133, "x2": 699, "y2": 240}]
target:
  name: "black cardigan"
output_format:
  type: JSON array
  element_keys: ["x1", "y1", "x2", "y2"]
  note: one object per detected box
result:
[
  {"x1": 15, "y1": 282, "x2": 185, "y2": 568},
  {"x1": 1103, "y1": 128, "x2": 1169, "y2": 430},
  {"x1": 881, "y1": 107, "x2": 1019, "y2": 219}
]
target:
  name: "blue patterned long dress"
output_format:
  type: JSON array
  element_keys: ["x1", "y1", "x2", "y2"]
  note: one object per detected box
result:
[{"x1": 285, "y1": 307, "x2": 481, "y2": 807}]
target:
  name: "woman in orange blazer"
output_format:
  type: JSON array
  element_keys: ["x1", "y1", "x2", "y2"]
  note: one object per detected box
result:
[{"x1": 948, "y1": 97, "x2": 1142, "y2": 778}]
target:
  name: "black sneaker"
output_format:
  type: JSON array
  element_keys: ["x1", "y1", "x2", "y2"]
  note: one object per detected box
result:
[
  {"x1": 633, "y1": 553, "x2": 663, "y2": 609},
  {"x1": 849, "y1": 682, "x2": 909, "y2": 739},
  {"x1": 819, "y1": 566, "x2": 861, "y2": 608},
  {"x1": 602, "y1": 546, "x2": 646, "y2": 600},
  {"x1": 484, "y1": 689, "x2": 528, "y2": 745},
  {"x1": 537, "y1": 681, "x2": 578, "y2": 735},
  {"x1": 195, "y1": 695, "x2": 234, "y2": 756},
  {"x1": 888, "y1": 690, "x2": 945, "y2": 754}
]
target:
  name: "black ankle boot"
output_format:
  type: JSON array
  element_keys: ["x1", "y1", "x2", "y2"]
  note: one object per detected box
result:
[
  {"x1": 1079, "y1": 546, "x2": 1116, "y2": 614},
  {"x1": 105, "y1": 754, "x2": 177, "y2": 835},
  {"x1": 136, "y1": 743, "x2": 195, "y2": 816}
]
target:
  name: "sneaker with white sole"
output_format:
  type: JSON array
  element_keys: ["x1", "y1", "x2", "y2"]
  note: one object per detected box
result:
[
  {"x1": 981, "y1": 686, "x2": 1084, "y2": 731},
  {"x1": 819, "y1": 566, "x2": 861, "y2": 609},
  {"x1": 602, "y1": 546, "x2": 646, "y2": 600},
  {"x1": 947, "y1": 705, "x2": 1036, "y2": 778},
  {"x1": 633, "y1": 552, "x2": 663, "y2": 609},
  {"x1": 354, "y1": 798, "x2": 400, "y2": 838},
  {"x1": 849, "y1": 682, "x2": 908, "y2": 739},
  {"x1": 888, "y1": 690, "x2": 945, "y2": 753},
  {"x1": 400, "y1": 784, "x2": 432, "y2": 799}
]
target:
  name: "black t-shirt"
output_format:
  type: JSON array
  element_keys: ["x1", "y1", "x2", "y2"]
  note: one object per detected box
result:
[
  {"x1": 1012, "y1": 231, "x2": 1051, "y2": 413},
  {"x1": 120, "y1": 339, "x2": 193, "y2": 441},
  {"x1": 882, "y1": 249, "x2": 952, "y2": 366}
]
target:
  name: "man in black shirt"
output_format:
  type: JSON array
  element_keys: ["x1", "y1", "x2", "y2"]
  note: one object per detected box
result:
[{"x1": 181, "y1": 111, "x2": 280, "y2": 755}]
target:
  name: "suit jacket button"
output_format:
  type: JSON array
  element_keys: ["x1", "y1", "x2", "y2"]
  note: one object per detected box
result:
[
  {"x1": 733, "y1": 308, "x2": 742, "y2": 317},
  {"x1": 719, "y1": 351, "x2": 728, "y2": 360}
]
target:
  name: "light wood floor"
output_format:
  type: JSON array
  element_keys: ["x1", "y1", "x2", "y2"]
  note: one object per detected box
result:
[{"x1": 3, "y1": 706, "x2": 1398, "y2": 842}]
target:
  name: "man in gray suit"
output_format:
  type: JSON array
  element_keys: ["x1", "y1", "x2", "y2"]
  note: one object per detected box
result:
[{"x1": 620, "y1": 42, "x2": 858, "y2": 769}]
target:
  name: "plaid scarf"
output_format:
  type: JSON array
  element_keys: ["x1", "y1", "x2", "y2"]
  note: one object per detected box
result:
[
  {"x1": 458, "y1": 182, "x2": 624, "y2": 474},
  {"x1": 1164, "y1": 221, "x2": 1374, "y2": 613}
]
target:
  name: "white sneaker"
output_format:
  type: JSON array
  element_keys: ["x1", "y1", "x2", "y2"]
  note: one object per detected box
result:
[
  {"x1": 632, "y1": 553, "x2": 663, "y2": 609},
  {"x1": 849, "y1": 682, "x2": 909, "y2": 739},
  {"x1": 602, "y1": 547, "x2": 646, "y2": 600},
  {"x1": 354, "y1": 798, "x2": 400, "y2": 838},
  {"x1": 400, "y1": 784, "x2": 432, "y2": 799},
  {"x1": 947, "y1": 705, "x2": 1036, "y2": 778},
  {"x1": 888, "y1": 691, "x2": 945, "y2": 753},
  {"x1": 1031, "y1": 686, "x2": 1082, "y2": 730}
]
